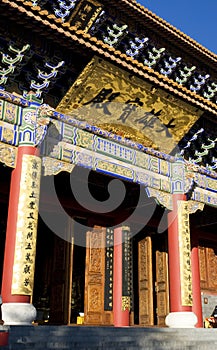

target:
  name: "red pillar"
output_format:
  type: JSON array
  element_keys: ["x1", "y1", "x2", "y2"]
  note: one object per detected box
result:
[
  {"x1": 166, "y1": 194, "x2": 197, "y2": 327},
  {"x1": 113, "y1": 227, "x2": 129, "y2": 327},
  {"x1": 191, "y1": 233, "x2": 203, "y2": 327},
  {"x1": 167, "y1": 194, "x2": 191, "y2": 312},
  {"x1": 1, "y1": 146, "x2": 39, "y2": 325}
]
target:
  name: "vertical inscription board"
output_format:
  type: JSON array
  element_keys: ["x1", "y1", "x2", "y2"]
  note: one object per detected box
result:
[
  {"x1": 178, "y1": 200, "x2": 193, "y2": 306},
  {"x1": 12, "y1": 154, "x2": 41, "y2": 295},
  {"x1": 122, "y1": 227, "x2": 132, "y2": 311},
  {"x1": 104, "y1": 227, "x2": 114, "y2": 311}
]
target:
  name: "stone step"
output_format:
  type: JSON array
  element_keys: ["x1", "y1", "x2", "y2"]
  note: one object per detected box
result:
[{"x1": 2, "y1": 326, "x2": 217, "y2": 350}]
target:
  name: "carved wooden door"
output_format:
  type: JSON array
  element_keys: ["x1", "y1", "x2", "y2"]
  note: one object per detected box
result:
[
  {"x1": 138, "y1": 236, "x2": 154, "y2": 325},
  {"x1": 84, "y1": 226, "x2": 113, "y2": 325},
  {"x1": 49, "y1": 234, "x2": 73, "y2": 324},
  {"x1": 199, "y1": 245, "x2": 217, "y2": 292},
  {"x1": 155, "y1": 250, "x2": 169, "y2": 326}
]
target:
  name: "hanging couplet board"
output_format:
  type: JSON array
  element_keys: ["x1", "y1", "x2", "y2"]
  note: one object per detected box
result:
[
  {"x1": 12, "y1": 154, "x2": 41, "y2": 295},
  {"x1": 177, "y1": 200, "x2": 193, "y2": 306},
  {"x1": 122, "y1": 226, "x2": 133, "y2": 311},
  {"x1": 57, "y1": 56, "x2": 203, "y2": 154},
  {"x1": 104, "y1": 227, "x2": 114, "y2": 311}
]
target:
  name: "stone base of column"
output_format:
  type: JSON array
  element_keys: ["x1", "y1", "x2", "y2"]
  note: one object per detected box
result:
[
  {"x1": 165, "y1": 312, "x2": 198, "y2": 328},
  {"x1": 1, "y1": 303, "x2": 36, "y2": 325}
]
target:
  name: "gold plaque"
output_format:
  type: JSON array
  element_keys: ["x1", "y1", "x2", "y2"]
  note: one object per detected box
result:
[{"x1": 57, "y1": 56, "x2": 202, "y2": 154}]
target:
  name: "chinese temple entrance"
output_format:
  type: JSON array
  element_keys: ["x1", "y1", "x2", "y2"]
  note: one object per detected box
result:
[
  {"x1": 32, "y1": 167, "x2": 173, "y2": 326},
  {"x1": 31, "y1": 169, "x2": 217, "y2": 327}
]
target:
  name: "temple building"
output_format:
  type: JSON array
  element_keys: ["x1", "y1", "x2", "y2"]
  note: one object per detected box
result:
[{"x1": 0, "y1": 0, "x2": 216, "y2": 330}]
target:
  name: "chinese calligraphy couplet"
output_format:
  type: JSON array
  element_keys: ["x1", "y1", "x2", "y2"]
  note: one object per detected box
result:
[{"x1": 1, "y1": 146, "x2": 41, "y2": 305}]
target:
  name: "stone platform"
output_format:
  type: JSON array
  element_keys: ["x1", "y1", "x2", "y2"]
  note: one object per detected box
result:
[{"x1": 1, "y1": 325, "x2": 217, "y2": 349}]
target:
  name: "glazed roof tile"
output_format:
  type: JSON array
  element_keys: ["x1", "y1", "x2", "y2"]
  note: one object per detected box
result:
[
  {"x1": 1, "y1": 0, "x2": 217, "y2": 116},
  {"x1": 10, "y1": 0, "x2": 217, "y2": 62}
]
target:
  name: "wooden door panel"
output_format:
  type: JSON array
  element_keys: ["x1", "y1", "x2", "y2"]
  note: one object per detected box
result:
[
  {"x1": 199, "y1": 245, "x2": 217, "y2": 291},
  {"x1": 155, "y1": 250, "x2": 169, "y2": 326},
  {"x1": 206, "y1": 247, "x2": 217, "y2": 290},
  {"x1": 84, "y1": 226, "x2": 113, "y2": 325},
  {"x1": 138, "y1": 236, "x2": 153, "y2": 325}
]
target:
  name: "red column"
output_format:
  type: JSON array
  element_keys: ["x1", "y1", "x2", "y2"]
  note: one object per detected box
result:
[
  {"x1": 113, "y1": 227, "x2": 129, "y2": 327},
  {"x1": 191, "y1": 233, "x2": 203, "y2": 327},
  {"x1": 1, "y1": 146, "x2": 38, "y2": 304},
  {"x1": 167, "y1": 194, "x2": 191, "y2": 313},
  {"x1": 166, "y1": 194, "x2": 197, "y2": 327}
]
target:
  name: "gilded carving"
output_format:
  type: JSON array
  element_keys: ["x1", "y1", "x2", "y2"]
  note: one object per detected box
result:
[
  {"x1": 187, "y1": 200, "x2": 204, "y2": 214},
  {"x1": 207, "y1": 178, "x2": 217, "y2": 192},
  {"x1": 3, "y1": 102, "x2": 20, "y2": 124},
  {"x1": 0, "y1": 120, "x2": 17, "y2": 145},
  {"x1": 146, "y1": 188, "x2": 172, "y2": 210},
  {"x1": 0, "y1": 142, "x2": 17, "y2": 168},
  {"x1": 88, "y1": 286, "x2": 101, "y2": 312},
  {"x1": 160, "y1": 159, "x2": 170, "y2": 176},
  {"x1": 76, "y1": 128, "x2": 94, "y2": 149},
  {"x1": 42, "y1": 157, "x2": 75, "y2": 176},
  {"x1": 96, "y1": 159, "x2": 133, "y2": 179},
  {"x1": 89, "y1": 230, "x2": 104, "y2": 273},
  {"x1": 90, "y1": 248, "x2": 102, "y2": 273},
  {"x1": 88, "y1": 275, "x2": 101, "y2": 284},
  {"x1": 2, "y1": 127, "x2": 14, "y2": 144},
  {"x1": 135, "y1": 152, "x2": 149, "y2": 169}
]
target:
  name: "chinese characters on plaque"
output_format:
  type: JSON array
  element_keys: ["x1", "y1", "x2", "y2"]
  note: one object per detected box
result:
[
  {"x1": 12, "y1": 155, "x2": 41, "y2": 295},
  {"x1": 57, "y1": 56, "x2": 202, "y2": 154},
  {"x1": 177, "y1": 200, "x2": 193, "y2": 306},
  {"x1": 69, "y1": 0, "x2": 102, "y2": 32}
]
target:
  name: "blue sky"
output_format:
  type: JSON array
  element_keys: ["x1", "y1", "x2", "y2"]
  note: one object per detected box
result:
[{"x1": 138, "y1": 1, "x2": 217, "y2": 54}]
